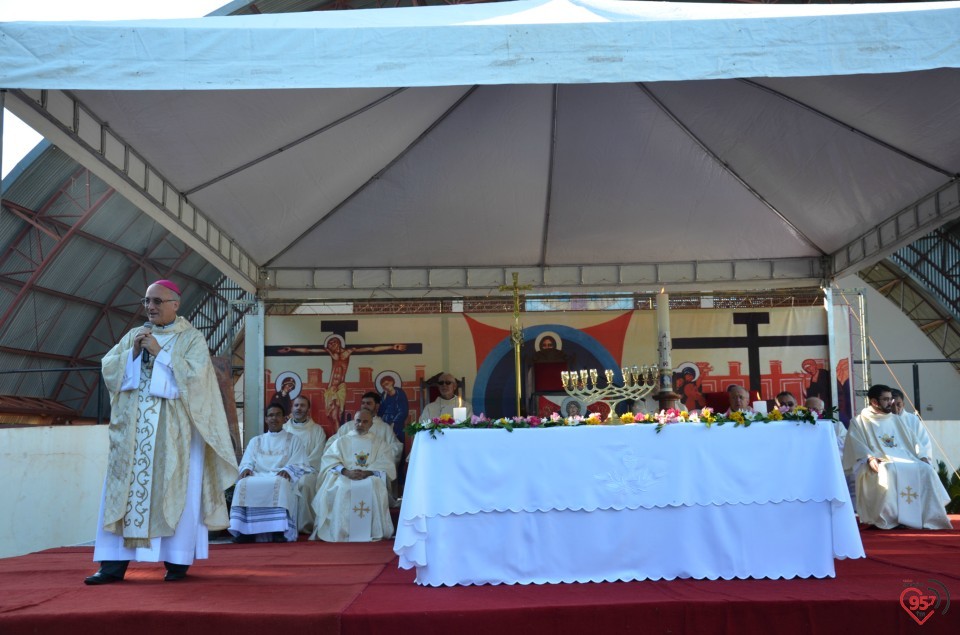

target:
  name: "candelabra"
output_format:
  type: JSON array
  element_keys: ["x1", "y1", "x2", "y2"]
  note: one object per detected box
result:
[{"x1": 561, "y1": 365, "x2": 658, "y2": 419}]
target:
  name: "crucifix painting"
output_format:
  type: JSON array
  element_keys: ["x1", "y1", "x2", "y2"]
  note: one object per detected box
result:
[{"x1": 267, "y1": 320, "x2": 420, "y2": 426}]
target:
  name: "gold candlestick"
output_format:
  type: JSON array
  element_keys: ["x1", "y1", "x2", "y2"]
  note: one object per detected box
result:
[{"x1": 563, "y1": 362, "x2": 658, "y2": 419}]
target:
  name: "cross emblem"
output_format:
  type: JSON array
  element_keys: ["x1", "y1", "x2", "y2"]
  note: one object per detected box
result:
[
  {"x1": 673, "y1": 312, "x2": 827, "y2": 395},
  {"x1": 353, "y1": 500, "x2": 371, "y2": 518},
  {"x1": 900, "y1": 486, "x2": 918, "y2": 504}
]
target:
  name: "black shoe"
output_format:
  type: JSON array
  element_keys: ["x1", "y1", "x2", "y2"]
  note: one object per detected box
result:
[
  {"x1": 232, "y1": 533, "x2": 255, "y2": 544},
  {"x1": 84, "y1": 571, "x2": 123, "y2": 585},
  {"x1": 271, "y1": 532, "x2": 287, "y2": 543},
  {"x1": 163, "y1": 562, "x2": 189, "y2": 582},
  {"x1": 84, "y1": 560, "x2": 128, "y2": 585}
]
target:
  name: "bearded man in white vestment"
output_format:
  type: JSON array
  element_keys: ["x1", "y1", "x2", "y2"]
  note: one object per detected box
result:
[
  {"x1": 230, "y1": 403, "x2": 311, "y2": 543},
  {"x1": 842, "y1": 384, "x2": 951, "y2": 530},
  {"x1": 282, "y1": 396, "x2": 327, "y2": 533},
  {"x1": 311, "y1": 410, "x2": 396, "y2": 542},
  {"x1": 420, "y1": 373, "x2": 473, "y2": 422},
  {"x1": 86, "y1": 280, "x2": 238, "y2": 585}
]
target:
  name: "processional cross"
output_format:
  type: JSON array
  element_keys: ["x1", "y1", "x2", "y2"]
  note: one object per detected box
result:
[{"x1": 499, "y1": 272, "x2": 533, "y2": 416}]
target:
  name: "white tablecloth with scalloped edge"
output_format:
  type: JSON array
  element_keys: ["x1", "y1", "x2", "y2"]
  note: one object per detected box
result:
[{"x1": 393, "y1": 422, "x2": 865, "y2": 586}]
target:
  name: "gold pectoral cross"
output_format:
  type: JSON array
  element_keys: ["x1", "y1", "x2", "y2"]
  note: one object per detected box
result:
[
  {"x1": 498, "y1": 272, "x2": 533, "y2": 417},
  {"x1": 900, "y1": 486, "x2": 918, "y2": 504},
  {"x1": 353, "y1": 500, "x2": 371, "y2": 518}
]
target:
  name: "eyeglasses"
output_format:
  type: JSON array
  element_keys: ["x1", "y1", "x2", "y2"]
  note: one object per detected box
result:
[
  {"x1": 141, "y1": 297, "x2": 177, "y2": 307},
  {"x1": 438, "y1": 380, "x2": 455, "y2": 385}
]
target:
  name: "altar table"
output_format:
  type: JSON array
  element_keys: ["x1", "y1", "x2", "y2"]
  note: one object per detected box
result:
[{"x1": 394, "y1": 422, "x2": 865, "y2": 586}]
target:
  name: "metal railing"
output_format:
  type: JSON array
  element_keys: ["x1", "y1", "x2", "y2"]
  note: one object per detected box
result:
[{"x1": 853, "y1": 358, "x2": 960, "y2": 412}]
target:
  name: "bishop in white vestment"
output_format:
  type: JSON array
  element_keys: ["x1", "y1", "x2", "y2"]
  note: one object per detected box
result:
[
  {"x1": 311, "y1": 410, "x2": 396, "y2": 542},
  {"x1": 87, "y1": 280, "x2": 238, "y2": 585},
  {"x1": 842, "y1": 385, "x2": 951, "y2": 530},
  {"x1": 231, "y1": 403, "x2": 311, "y2": 542}
]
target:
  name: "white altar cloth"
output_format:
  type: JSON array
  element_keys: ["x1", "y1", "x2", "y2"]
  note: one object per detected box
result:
[{"x1": 394, "y1": 422, "x2": 864, "y2": 586}]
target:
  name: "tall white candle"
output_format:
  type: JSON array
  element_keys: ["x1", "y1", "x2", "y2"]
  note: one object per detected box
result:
[{"x1": 657, "y1": 290, "x2": 672, "y2": 371}]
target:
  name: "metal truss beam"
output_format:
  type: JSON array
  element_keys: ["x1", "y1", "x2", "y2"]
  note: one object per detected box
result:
[
  {"x1": 832, "y1": 179, "x2": 960, "y2": 280},
  {"x1": 859, "y1": 260, "x2": 960, "y2": 372},
  {"x1": 260, "y1": 257, "x2": 827, "y2": 299},
  {"x1": 0, "y1": 177, "x2": 112, "y2": 337},
  {"x1": 3, "y1": 199, "x2": 221, "y2": 297},
  {"x1": 0, "y1": 345, "x2": 98, "y2": 364},
  {"x1": 0, "y1": 274, "x2": 137, "y2": 319},
  {"x1": 56, "y1": 234, "x2": 196, "y2": 413},
  {"x1": 4, "y1": 89, "x2": 258, "y2": 293}
]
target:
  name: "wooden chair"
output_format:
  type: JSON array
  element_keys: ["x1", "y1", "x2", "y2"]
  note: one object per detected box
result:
[{"x1": 527, "y1": 350, "x2": 574, "y2": 416}]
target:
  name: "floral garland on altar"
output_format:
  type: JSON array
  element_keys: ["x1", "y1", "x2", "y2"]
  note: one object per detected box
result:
[{"x1": 406, "y1": 405, "x2": 832, "y2": 438}]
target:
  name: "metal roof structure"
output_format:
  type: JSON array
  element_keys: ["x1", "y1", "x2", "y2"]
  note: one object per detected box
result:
[
  {"x1": 2, "y1": 0, "x2": 960, "y2": 420},
  {"x1": 859, "y1": 219, "x2": 960, "y2": 374},
  {"x1": 0, "y1": 143, "x2": 253, "y2": 420},
  {"x1": 4, "y1": 1, "x2": 960, "y2": 301}
]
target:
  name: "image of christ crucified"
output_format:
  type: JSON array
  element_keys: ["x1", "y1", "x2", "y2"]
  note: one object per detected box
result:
[{"x1": 278, "y1": 335, "x2": 407, "y2": 426}]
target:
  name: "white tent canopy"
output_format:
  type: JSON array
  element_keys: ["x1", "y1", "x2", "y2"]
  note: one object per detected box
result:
[{"x1": 2, "y1": 0, "x2": 959, "y2": 297}]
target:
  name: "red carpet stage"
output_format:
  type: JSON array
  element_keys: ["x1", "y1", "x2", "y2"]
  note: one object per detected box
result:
[{"x1": 2, "y1": 520, "x2": 958, "y2": 635}]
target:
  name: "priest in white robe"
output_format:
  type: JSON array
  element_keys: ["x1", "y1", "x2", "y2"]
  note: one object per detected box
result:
[
  {"x1": 723, "y1": 384, "x2": 755, "y2": 416},
  {"x1": 230, "y1": 403, "x2": 311, "y2": 543},
  {"x1": 420, "y1": 373, "x2": 474, "y2": 422},
  {"x1": 282, "y1": 395, "x2": 327, "y2": 533},
  {"x1": 86, "y1": 280, "x2": 238, "y2": 585},
  {"x1": 311, "y1": 409, "x2": 396, "y2": 542},
  {"x1": 842, "y1": 384, "x2": 951, "y2": 530},
  {"x1": 323, "y1": 391, "x2": 403, "y2": 506},
  {"x1": 325, "y1": 391, "x2": 402, "y2": 460}
]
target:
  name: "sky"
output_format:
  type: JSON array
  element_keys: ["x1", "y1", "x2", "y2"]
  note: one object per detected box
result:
[{"x1": 1, "y1": 0, "x2": 229, "y2": 178}]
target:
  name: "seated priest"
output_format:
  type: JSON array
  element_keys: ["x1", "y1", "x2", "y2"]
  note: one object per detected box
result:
[
  {"x1": 805, "y1": 396, "x2": 825, "y2": 418},
  {"x1": 420, "y1": 372, "x2": 474, "y2": 422},
  {"x1": 325, "y1": 392, "x2": 402, "y2": 460},
  {"x1": 724, "y1": 385, "x2": 754, "y2": 415},
  {"x1": 310, "y1": 409, "x2": 396, "y2": 542},
  {"x1": 891, "y1": 389, "x2": 918, "y2": 421},
  {"x1": 230, "y1": 403, "x2": 312, "y2": 543},
  {"x1": 842, "y1": 384, "x2": 951, "y2": 530},
  {"x1": 282, "y1": 396, "x2": 327, "y2": 534},
  {"x1": 775, "y1": 391, "x2": 798, "y2": 412},
  {"x1": 325, "y1": 391, "x2": 402, "y2": 507}
]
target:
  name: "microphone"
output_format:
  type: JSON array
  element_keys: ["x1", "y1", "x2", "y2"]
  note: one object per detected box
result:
[{"x1": 141, "y1": 322, "x2": 153, "y2": 364}]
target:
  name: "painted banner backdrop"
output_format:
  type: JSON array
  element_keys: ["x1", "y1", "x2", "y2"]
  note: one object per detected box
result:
[{"x1": 263, "y1": 307, "x2": 853, "y2": 437}]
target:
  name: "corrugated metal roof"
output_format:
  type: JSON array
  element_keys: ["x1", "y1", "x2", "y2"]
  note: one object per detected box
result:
[{"x1": 0, "y1": 144, "x2": 252, "y2": 418}]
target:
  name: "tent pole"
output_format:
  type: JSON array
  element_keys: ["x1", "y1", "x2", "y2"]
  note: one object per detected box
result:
[
  {"x1": 858, "y1": 290, "x2": 871, "y2": 411},
  {"x1": 823, "y1": 284, "x2": 839, "y2": 416}
]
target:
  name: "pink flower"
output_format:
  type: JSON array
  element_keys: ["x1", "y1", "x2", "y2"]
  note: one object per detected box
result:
[{"x1": 656, "y1": 408, "x2": 684, "y2": 424}]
